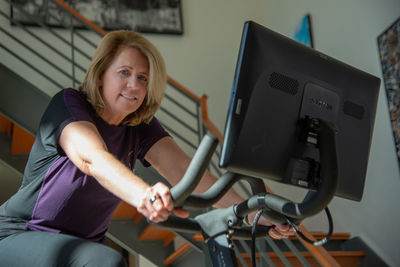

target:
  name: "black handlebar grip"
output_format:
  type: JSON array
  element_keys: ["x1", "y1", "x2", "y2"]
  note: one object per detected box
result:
[{"x1": 170, "y1": 133, "x2": 219, "y2": 207}]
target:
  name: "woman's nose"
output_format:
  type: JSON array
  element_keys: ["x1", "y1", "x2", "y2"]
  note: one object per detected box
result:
[
  {"x1": 126, "y1": 74, "x2": 147, "y2": 90},
  {"x1": 127, "y1": 77, "x2": 140, "y2": 88}
]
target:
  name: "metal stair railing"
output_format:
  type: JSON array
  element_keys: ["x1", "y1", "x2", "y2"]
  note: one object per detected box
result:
[
  {"x1": 0, "y1": 1, "x2": 343, "y2": 266},
  {"x1": 0, "y1": 0, "x2": 99, "y2": 91}
]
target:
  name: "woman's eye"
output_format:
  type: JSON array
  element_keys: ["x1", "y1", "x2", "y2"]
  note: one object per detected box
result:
[
  {"x1": 138, "y1": 75, "x2": 148, "y2": 82},
  {"x1": 119, "y1": 70, "x2": 130, "y2": 76}
]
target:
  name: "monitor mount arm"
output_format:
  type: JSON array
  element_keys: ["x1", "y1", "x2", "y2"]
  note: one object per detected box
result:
[{"x1": 253, "y1": 116, "x2": 339, "y2": 222}]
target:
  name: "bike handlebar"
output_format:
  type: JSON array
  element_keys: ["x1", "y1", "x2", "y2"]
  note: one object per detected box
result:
[{"x1": 170, "y1": 134, "x2": 219, "y2": 207}]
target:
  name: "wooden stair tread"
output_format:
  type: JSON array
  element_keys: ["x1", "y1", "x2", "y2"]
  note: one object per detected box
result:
[
  {"x1": 138, "y1": 225, "x2": 176, "y2": 247},
  {"x1": 238, "y1": 251, "x2": 366, "y2": 267},
  {"x1": 11, "y1": 124, "x2": 35, "y2": 154},
  {"x1": 163, "y1": 243, "x2": 192, "y2": 265},
  {"x1": 111, "y1": 201, "x2": 143, "y2": 224},
  {"x1": 289, "y1": 232, "x2": 351, "y2": 240},
  {"x1": 192, "y1": 232, "x2": 350, "y2": 242},
  {"x1": 0, "y1": 114, "x2": 35, "y2": 155},
  {"x1": 0, "y1": 114, "x2": 12, "y2": 137},
  {"x1": 296, "y1": 226, "x2": 343, "y2": 267},
  {"x1": 240, "y1": 251, "x2": 367, "y2": 258}
]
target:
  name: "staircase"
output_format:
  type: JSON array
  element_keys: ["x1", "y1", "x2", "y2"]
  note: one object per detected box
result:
[{"x1": 0, "y1": 0, "x2": 387, "y2": 266}]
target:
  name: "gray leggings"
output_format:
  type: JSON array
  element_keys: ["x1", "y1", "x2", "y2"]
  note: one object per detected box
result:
[{"x1": 0, "y1": 231, "x2": 127, "y2": 267}]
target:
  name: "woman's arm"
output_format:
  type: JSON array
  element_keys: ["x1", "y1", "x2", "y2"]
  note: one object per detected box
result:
[{"x1": 58, "y1": 121, "x2": 186, "y2": 222}]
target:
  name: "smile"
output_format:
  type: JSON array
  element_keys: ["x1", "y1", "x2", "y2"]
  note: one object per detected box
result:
[{"x1": 120, "y1": 93, "x2": 137, "y2": 101}]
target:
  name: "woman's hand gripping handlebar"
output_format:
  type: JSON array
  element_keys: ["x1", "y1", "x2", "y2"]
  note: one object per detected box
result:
[{"x1": 152, "y1": 133, "x2": 274, "y2": 240}]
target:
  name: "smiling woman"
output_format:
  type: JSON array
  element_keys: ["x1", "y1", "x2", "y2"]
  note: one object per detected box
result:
[
  {"x1": 0, "y1": 30, "x2": 294, "y2": 267},
  {"x1": 0, "y1": 30, "x2": 173, "y2": 267}
]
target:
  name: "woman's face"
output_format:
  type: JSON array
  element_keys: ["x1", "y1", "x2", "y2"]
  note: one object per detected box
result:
[{"x1": 99, "y1": 46, "x2": 149, "y2": 125}]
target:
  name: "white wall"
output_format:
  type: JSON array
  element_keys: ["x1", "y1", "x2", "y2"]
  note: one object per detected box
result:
[
  {"x1": 144, "y1": 1, "x2": 400, "y2": 266},
  {"x1": 144, "y1": 0, "x2": 268, "y2": 131}
]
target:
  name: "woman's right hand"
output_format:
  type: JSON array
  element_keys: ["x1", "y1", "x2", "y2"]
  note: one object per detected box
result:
[{"x1": 137, "y1": 182, "x2": 189, "y2": 222}]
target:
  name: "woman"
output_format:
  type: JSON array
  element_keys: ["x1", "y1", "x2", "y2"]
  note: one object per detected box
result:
[{"x1": 0, "y1": 30, "x2": 292, "y2": 266}]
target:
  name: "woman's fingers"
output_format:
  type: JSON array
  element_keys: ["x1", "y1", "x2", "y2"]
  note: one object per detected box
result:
[
  {"x1": 173, "y1": 208, "x2": 190, "y2": 218},
  {"x1": 152, "y1": 182, "x2": 174, "y2": 212},
  {"x1": 147, "y1": 197, "x2": 170, "y2": 222},
  {"x1": 136, "y1": 183, "x2": 170, "y2": 222},
  {"x1": 268, "y1": 223, "x2": 295, "y2": 239},
  {"x1": 137, "y1": 182, "x2": 191, "y2": 223},
  {"x1": 247, "y1": 211, "x2": 296, "y2": 240}
]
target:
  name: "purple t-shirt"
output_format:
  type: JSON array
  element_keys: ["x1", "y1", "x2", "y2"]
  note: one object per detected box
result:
[{"x1": 0, "y1": 88, "x2": 169, "y2": 242}]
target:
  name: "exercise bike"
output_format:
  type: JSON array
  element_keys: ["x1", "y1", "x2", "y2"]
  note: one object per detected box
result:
[
  {"x1": 154, "y1": 118, "x2": 337, "y2": 267},
  {"x1": 152, "y1": 20, "x2": 380, "y2": 266}
]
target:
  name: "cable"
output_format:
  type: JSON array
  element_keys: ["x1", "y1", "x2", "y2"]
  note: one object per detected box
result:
[
  {"x1": 251, "y1": 209, "x2": 264, "y2": 267},
  {"x1": 285, "y1": 207, "x2": 333, "y2": 246},
  {"x1": 204, "y1": 230, "x2": 230, "y2": 243}
]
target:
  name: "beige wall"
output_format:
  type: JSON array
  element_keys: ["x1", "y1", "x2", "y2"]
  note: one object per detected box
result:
[{"x1": 145, "y1": 0, "x2": 268, "y2": 131}]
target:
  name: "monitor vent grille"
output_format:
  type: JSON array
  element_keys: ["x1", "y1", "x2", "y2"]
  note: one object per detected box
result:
[
  {"x1": 269, "y1": 72, "x2": 299, "y2": 95},
  {"x1": 343, "y1": 101, "x2": 365, "y2": 120}
]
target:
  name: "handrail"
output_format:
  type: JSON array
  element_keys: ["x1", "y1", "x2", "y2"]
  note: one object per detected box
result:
[
  {"x1": 53, "y1": 0, "x2": 107, "y2": 36},
  {"x1": 200, "y1": 95, "x2": 223, "y2": 144},
  {"x1": 167, "y1": 76, "x2": 202, "y2": 103},
  {"x1": 298, "y1": 225, "x2": 341, "y2": 267}
]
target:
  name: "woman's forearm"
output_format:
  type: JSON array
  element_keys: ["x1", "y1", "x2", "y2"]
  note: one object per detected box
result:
[
  {"x1": 59, "y1": 121, "x2": 150, "y2": 208},
  {"x1": 87, "y1": 149, "x2": 150, "y2": 207}
]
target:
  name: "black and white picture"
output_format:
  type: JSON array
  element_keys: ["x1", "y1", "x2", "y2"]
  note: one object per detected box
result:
[
  {"x1": 377, "y1": 16, "x2": 400, "y2": 164},
  {"x1": 11, "y1": 0, "x2": 183, "y2": 35}
]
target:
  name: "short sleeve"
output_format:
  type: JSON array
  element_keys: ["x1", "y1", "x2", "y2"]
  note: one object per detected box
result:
[
  {"x1": 136, "y1": 117, "x2": 170, "y2": 167},
  {"x1": 63, "y1": 88, "x2": 96, "y2": 125},
  {"x1": 37, "y1": 88, "x2": 95, "y2": 153}
]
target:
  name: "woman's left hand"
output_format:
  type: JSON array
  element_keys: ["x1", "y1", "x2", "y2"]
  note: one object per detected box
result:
[
  {"x1": 268, "y1": 223, "x2": 295, "y2": 239},
  {"x1": 247, "y1": 212, "x2": 296, "y2": 240}
]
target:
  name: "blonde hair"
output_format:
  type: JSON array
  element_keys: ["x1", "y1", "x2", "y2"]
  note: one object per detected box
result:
[{"x1": 79, "y1": 30, "x2": 167, "y2": 126}]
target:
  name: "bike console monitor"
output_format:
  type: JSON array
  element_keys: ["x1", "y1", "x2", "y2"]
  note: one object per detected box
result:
[{"x1": 220, "y1": 21, "x2": 380, "y2": 201}]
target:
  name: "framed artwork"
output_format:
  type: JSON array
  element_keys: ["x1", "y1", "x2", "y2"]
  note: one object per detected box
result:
[
  {"x1": 10, "y1": 0, "x2": 183, "y2": 35},
  {"x1": 377, "y1": 16, "x2": 400, "y2": 163},
  {"x1": 291, "y1": 14, "x2": 314, "y2": 48}
]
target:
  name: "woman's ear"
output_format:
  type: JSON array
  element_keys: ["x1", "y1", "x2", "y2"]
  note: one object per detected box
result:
[{"x1": 98, "y1": 71, "x2": 104, "y2": 87}]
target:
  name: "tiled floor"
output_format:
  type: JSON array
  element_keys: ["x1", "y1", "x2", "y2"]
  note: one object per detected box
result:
[{"x1": 0, "y1": 161, "x2": 22, "y2": 205}]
